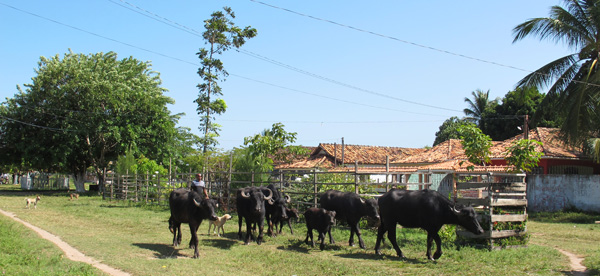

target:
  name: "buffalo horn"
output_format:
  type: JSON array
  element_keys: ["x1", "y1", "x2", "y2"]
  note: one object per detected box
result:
[
  {"x1": 268, "y1": 198, "x2": 275, "y2": 205},
  {"x1": 241, "y1": 189, "x2": 251, "y2": 198},
  {"x1": 284, "y1": 194, "x2": 291, "y2": 203},
  {"x1": 193, "y1": 198, "x2": 201, "y2": 207},
  {"x1": 263, "y1": 188, "x2": 273, "y2": 201}
]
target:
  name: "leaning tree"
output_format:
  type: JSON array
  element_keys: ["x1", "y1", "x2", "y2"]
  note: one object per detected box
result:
[{"x1": 0, "y1": 51, "x2": 178, "y2": 192}]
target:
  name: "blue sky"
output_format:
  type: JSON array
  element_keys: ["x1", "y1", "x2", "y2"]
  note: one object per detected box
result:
[{"x1": 0, "y1": 1, "x2": 572, "y2": 150}]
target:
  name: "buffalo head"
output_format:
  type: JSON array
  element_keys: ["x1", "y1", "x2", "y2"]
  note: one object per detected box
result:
[{"x1": 453, "y1": 206, "x2": 484, "y2": 235}]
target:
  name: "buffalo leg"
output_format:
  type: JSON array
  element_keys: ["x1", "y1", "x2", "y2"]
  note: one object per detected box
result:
[
  {"x1": 386, "y1": 223, "x2": 405, "y2": 259},
  {"x1": 189, "y1": 224, "x2": 199, "y2": 258},
  {"x1": 287, "y1": 220, "x2": 294, "y2": 234},
  {"x1": 244, "y1": 218, "x2": 253, "y2": 245},
  {"x1": 172, "y1": 223, "x2": 181, "y2": 247},
  {"x1": 349, "y1": 221, "x2": 366, "y2": 249},
  {"x1": 327, "y1": 227, "x2": 335, "y2": 245},
  {"x1": 319, "y1": 231, "x2": 326, "y2": 250},
  {"x1": 433, "y1": 232, "x2": 442, "y2": 260},
  {"x1": 375, "y1": 221, "x2": 386, "y2": 255},
  {"x1": 257, "y1": 220, "x2": 264, "y2": 245},
  {"x1": 238, "y1": 215, "x2": 243, "y2": 240},
  {"x1": 305, "y1": 228, "x2": 313, "y2": 247}
]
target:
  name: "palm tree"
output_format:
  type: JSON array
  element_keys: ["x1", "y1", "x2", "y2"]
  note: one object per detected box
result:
[
  {"x1": 512, "y1": 0, "x2": 600, "y2": 147},
  {"x1": 463, "y1": 89, "x2": 493, "y2": 127}
]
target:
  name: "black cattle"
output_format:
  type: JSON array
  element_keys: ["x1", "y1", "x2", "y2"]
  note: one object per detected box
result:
[
  {"x1": 375, "y1": 188, "x2": 484, "y2": 260},
  {"x1": 236, "y1": 187, "x2": 273, "y2": 245},
  {"x1": 277, "y1": 207, "x2": 299, "y2": 234},
  {"x1": 304, "y1": 207, "x2": 336, "y2": 250},
  {"x1": 319, "y1": 189, "x2": 380, "y2": 249},
  {"x1": 168, "y1": 188, "x2": 218, "y2": 258},
  {"x1": 263, "y1": 184, "x2": 290, "y2": 237}
]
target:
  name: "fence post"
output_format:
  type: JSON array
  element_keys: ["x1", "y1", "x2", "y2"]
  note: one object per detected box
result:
[
  {"x1": 313, "y1": 170, "x2": 318, "y2": 208},
  {"x1": 251, "y1": 172, "x2": 255, "y2": 187},
  {"x1": 354, "y1": 161, "x2": 359, "y2": 194},
  {"x1": 145, "y1": 171, "x2": 149, "y2": 204},
  {"x1": 386, "y1": 156, "x2": 390, "y2": 193}
]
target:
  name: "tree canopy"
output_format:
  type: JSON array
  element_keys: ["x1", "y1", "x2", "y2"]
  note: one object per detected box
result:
[
  {"x1": 196, "y1": 7, "x2": 257, "y2": 152},
  {"x1": 513, "y1": 0, "x2": 600, "y2": 146},
  {"x1": 0, "y1": 51, "x2": 179, "y2": 192}
]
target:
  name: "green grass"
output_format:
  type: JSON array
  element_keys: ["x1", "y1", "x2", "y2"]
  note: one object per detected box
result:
[
  {"x1": 0, "y1": 186, "x2": 595, "y2": 275},
  {"x1": 529, "y1": 211, "x2": 600, "y2": 275},
  {"x1": 0, "y1": 213, "x2": 102, "y2": 275}
]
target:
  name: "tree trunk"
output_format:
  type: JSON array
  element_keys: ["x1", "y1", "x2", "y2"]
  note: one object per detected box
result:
[{"x1": 73, "y1": 172, "x2": 86, "y2": 193}]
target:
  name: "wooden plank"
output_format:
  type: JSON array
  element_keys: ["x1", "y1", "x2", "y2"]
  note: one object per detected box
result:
[
  {"x1": 456, "y1": 198, "x2": 488, "y2": 206},
  {"x1": 491, "y1": 214, "x2": 527, "y2": 222},
  {"x1": 457, "y1": 229, "x2": 528, "y2": 239},
  {"x1": 456, "y1": 182, "x2": 489, "y2": 189},
  {"x1": 457, "y1": 230, "x2": 489, "y2": 239},
  {"x1": 493, "y1": 192, "x2": 526, "y2": 197},
  {"x1": 490, "y1": 229, "x2": 528, "y2": 238},
  {"x1": 490, "y1": 198, "x2": 527, "y2": 207}
]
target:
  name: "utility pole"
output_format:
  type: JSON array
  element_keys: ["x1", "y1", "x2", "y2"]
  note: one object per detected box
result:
[{"x1": 524, "y1": 115, "x2": 529, "y2": 140}]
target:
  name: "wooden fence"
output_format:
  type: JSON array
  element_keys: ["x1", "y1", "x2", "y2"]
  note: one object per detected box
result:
[
  {"x1": 453, "y1": 172, "x2": 528, "y2": 249},
  {"x1": 100, "y1": 169, "x2": 433, "y2": 209}
]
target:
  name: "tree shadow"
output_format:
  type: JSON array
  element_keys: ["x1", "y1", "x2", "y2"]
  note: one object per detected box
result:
[
  {"x1": 132, "y1": 243, "x2": 186, "y2": 259},
  {"x1": 202, "y1": 238, "x2": 237, "y2": 249},
  {"x1": 276, "y1": 240, "x2": 310, "y2": 254}
]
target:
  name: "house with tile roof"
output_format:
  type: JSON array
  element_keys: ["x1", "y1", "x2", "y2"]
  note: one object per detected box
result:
[{"x1": 274, "y1": 143, "x2": 426, "y2": 172}]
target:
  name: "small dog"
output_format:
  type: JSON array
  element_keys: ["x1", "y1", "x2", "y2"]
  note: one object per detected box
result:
[
  {"x1": 208, "y1": 214, "x2": 232, "y2": 237},
  {"x1": 69, "y1": 193, "x2": 79, "y2": 200},
  {"x1": 25, "y1": 196, "x2": 41, "y2": 209}
]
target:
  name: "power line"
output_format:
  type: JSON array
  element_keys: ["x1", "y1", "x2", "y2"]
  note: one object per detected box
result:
[
  {"x1": 104, "y1": 0, "x2": 463, "y2": 113},
  {"x1": 248, "y1": 0, "x2": 600, "y2": 90}
]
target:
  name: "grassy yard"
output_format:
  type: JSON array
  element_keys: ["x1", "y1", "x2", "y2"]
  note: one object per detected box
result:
[{"x1": 0, "y1": 186, "x2": 598, "y2": 275}]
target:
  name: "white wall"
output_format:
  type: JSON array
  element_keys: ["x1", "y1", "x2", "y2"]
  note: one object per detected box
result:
[{"x1": 527, "y1": 175, "x2": 600, "y2": 212}]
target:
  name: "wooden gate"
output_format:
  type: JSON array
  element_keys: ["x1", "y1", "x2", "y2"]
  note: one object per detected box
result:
[{"x1": 453, "y1": 172, "x2": 528, "y2": 249}]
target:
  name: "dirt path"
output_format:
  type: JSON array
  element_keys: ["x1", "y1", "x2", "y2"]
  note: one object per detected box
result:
[
  {"x1": 555, "y1": 247, "x2": 588, "y2": 276},
  {"x1": 0, "y1": 208, "x2": 130, "y2": 276}
]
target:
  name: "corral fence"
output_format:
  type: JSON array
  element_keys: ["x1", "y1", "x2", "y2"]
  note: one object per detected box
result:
[
  {"x1": 100, "y1": 169, "x2": 435, "y2": 211},
  {"x1": 452, "y1": 172, "x2": 528, "y2": 250},
  {"x1": 99, "y1": 169, "x2": 528, "y2": 249}
]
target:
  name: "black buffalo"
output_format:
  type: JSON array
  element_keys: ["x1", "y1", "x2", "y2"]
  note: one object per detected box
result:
[
  {"x1": 264, "y1": 184, "x2": 290, "y2": 237},
  {"x1": 168, "y1": 188, "x2": 218, "y2": 258},
  {"x1": 236, "y1": 187, "x2": 273, "y2": 245},
  {"x1": 304, "y1": 207, "x2": 337, "y2": 250},
  {"x1": 278, "y1": 207, "x2": 299, "y2": 234},
  {"x1": 320, "y1": 189, "x2": 380, "y2": 249},
  {"x1": 375, "y1": 188, "x2": 484, "y2": 260}
]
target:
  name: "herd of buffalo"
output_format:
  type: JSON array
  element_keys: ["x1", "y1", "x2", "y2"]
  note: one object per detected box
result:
[{"x1": 168, "y1": 184, "x2": 484, "y2": 260}]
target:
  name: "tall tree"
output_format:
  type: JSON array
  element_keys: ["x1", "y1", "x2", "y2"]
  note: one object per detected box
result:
[
  {"x1": 432, "y1": 117, "x2": 474, "y2": 146},
  {"x1": 463, "y1": 89, "x2": 496, "y2": 127},
  {"x1": 0, "y1": 51, "x2": 178, "y2": 192},
  {"x1": 480, "y1": 87, "x2": 561, "y2": 141},
  {"x1": 512, "y1": 0, "x2": 600, "y2": 146},
  {"x1": 196, "y1": 7, "x2": 257, "y2": 152}
]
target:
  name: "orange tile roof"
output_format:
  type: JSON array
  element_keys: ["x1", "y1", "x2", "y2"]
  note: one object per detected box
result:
[
  {"x1": 314, "y1": 143, "x2": 426, "y2": 164},
  {"x1": 490, "y1": 127, "x2": 585, "y2": 159}
]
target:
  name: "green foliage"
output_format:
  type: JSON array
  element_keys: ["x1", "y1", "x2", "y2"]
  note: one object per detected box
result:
[
  {"x1": 504, "y1": 139, "x2": 544, "y2": 172},
  {"x1": 433, "y1": 117, "x2": 475, "y2": 146},
  {"x1": 513, "y1": 0, "x2": 600, "y2": 146},
  {"x1": 480, "y1": 87, "x2": 558, "y2": 141},
  {"x1": 0, "y1": 50, "x2": 178, "y2": 191},
  {"x1": 458, "y1": 125, "x2": 492, "y2": 166},
  {"x1": 463, "y1": 89, "x2": 497, "y2": 127},
  {"x1": 115, "y1": 147, "x2": 137, "y2": 175},
  {"x1": 196, "y1": 7, "x2": 257, "y2": 152}
]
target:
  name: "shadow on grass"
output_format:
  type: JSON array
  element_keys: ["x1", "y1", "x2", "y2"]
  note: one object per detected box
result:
[
  {"x1": 133, "y1": 243, "x2": 186, "y2": 259},
  {"x1": 336, "y1": 251, "x2": 427, "y2": 264},
  {"x1": 276, "y1": 240, "x2": 310, "y2": 254},
  {"x1": 203, "y1": 238, "x2": 237, "y2": 249}
]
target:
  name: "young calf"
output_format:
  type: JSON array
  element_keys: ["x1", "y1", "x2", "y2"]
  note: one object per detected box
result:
[
  {"x1": 278, "y1": 207, "x2": 299, "y2": 234},
  {"x1": 304, "y1": 208, "x2": 336, "y2": 250},
  {"x1": 208, "y1": 214, "x2": 232, "y2": 237},
  {"x1": 25, "y1": 196, "x2": 41, "y2": 209}
]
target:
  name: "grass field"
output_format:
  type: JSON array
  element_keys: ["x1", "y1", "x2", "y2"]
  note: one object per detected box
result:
[{"x1": 0, "y1": 185, "x2": 598, "y2": 275}]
